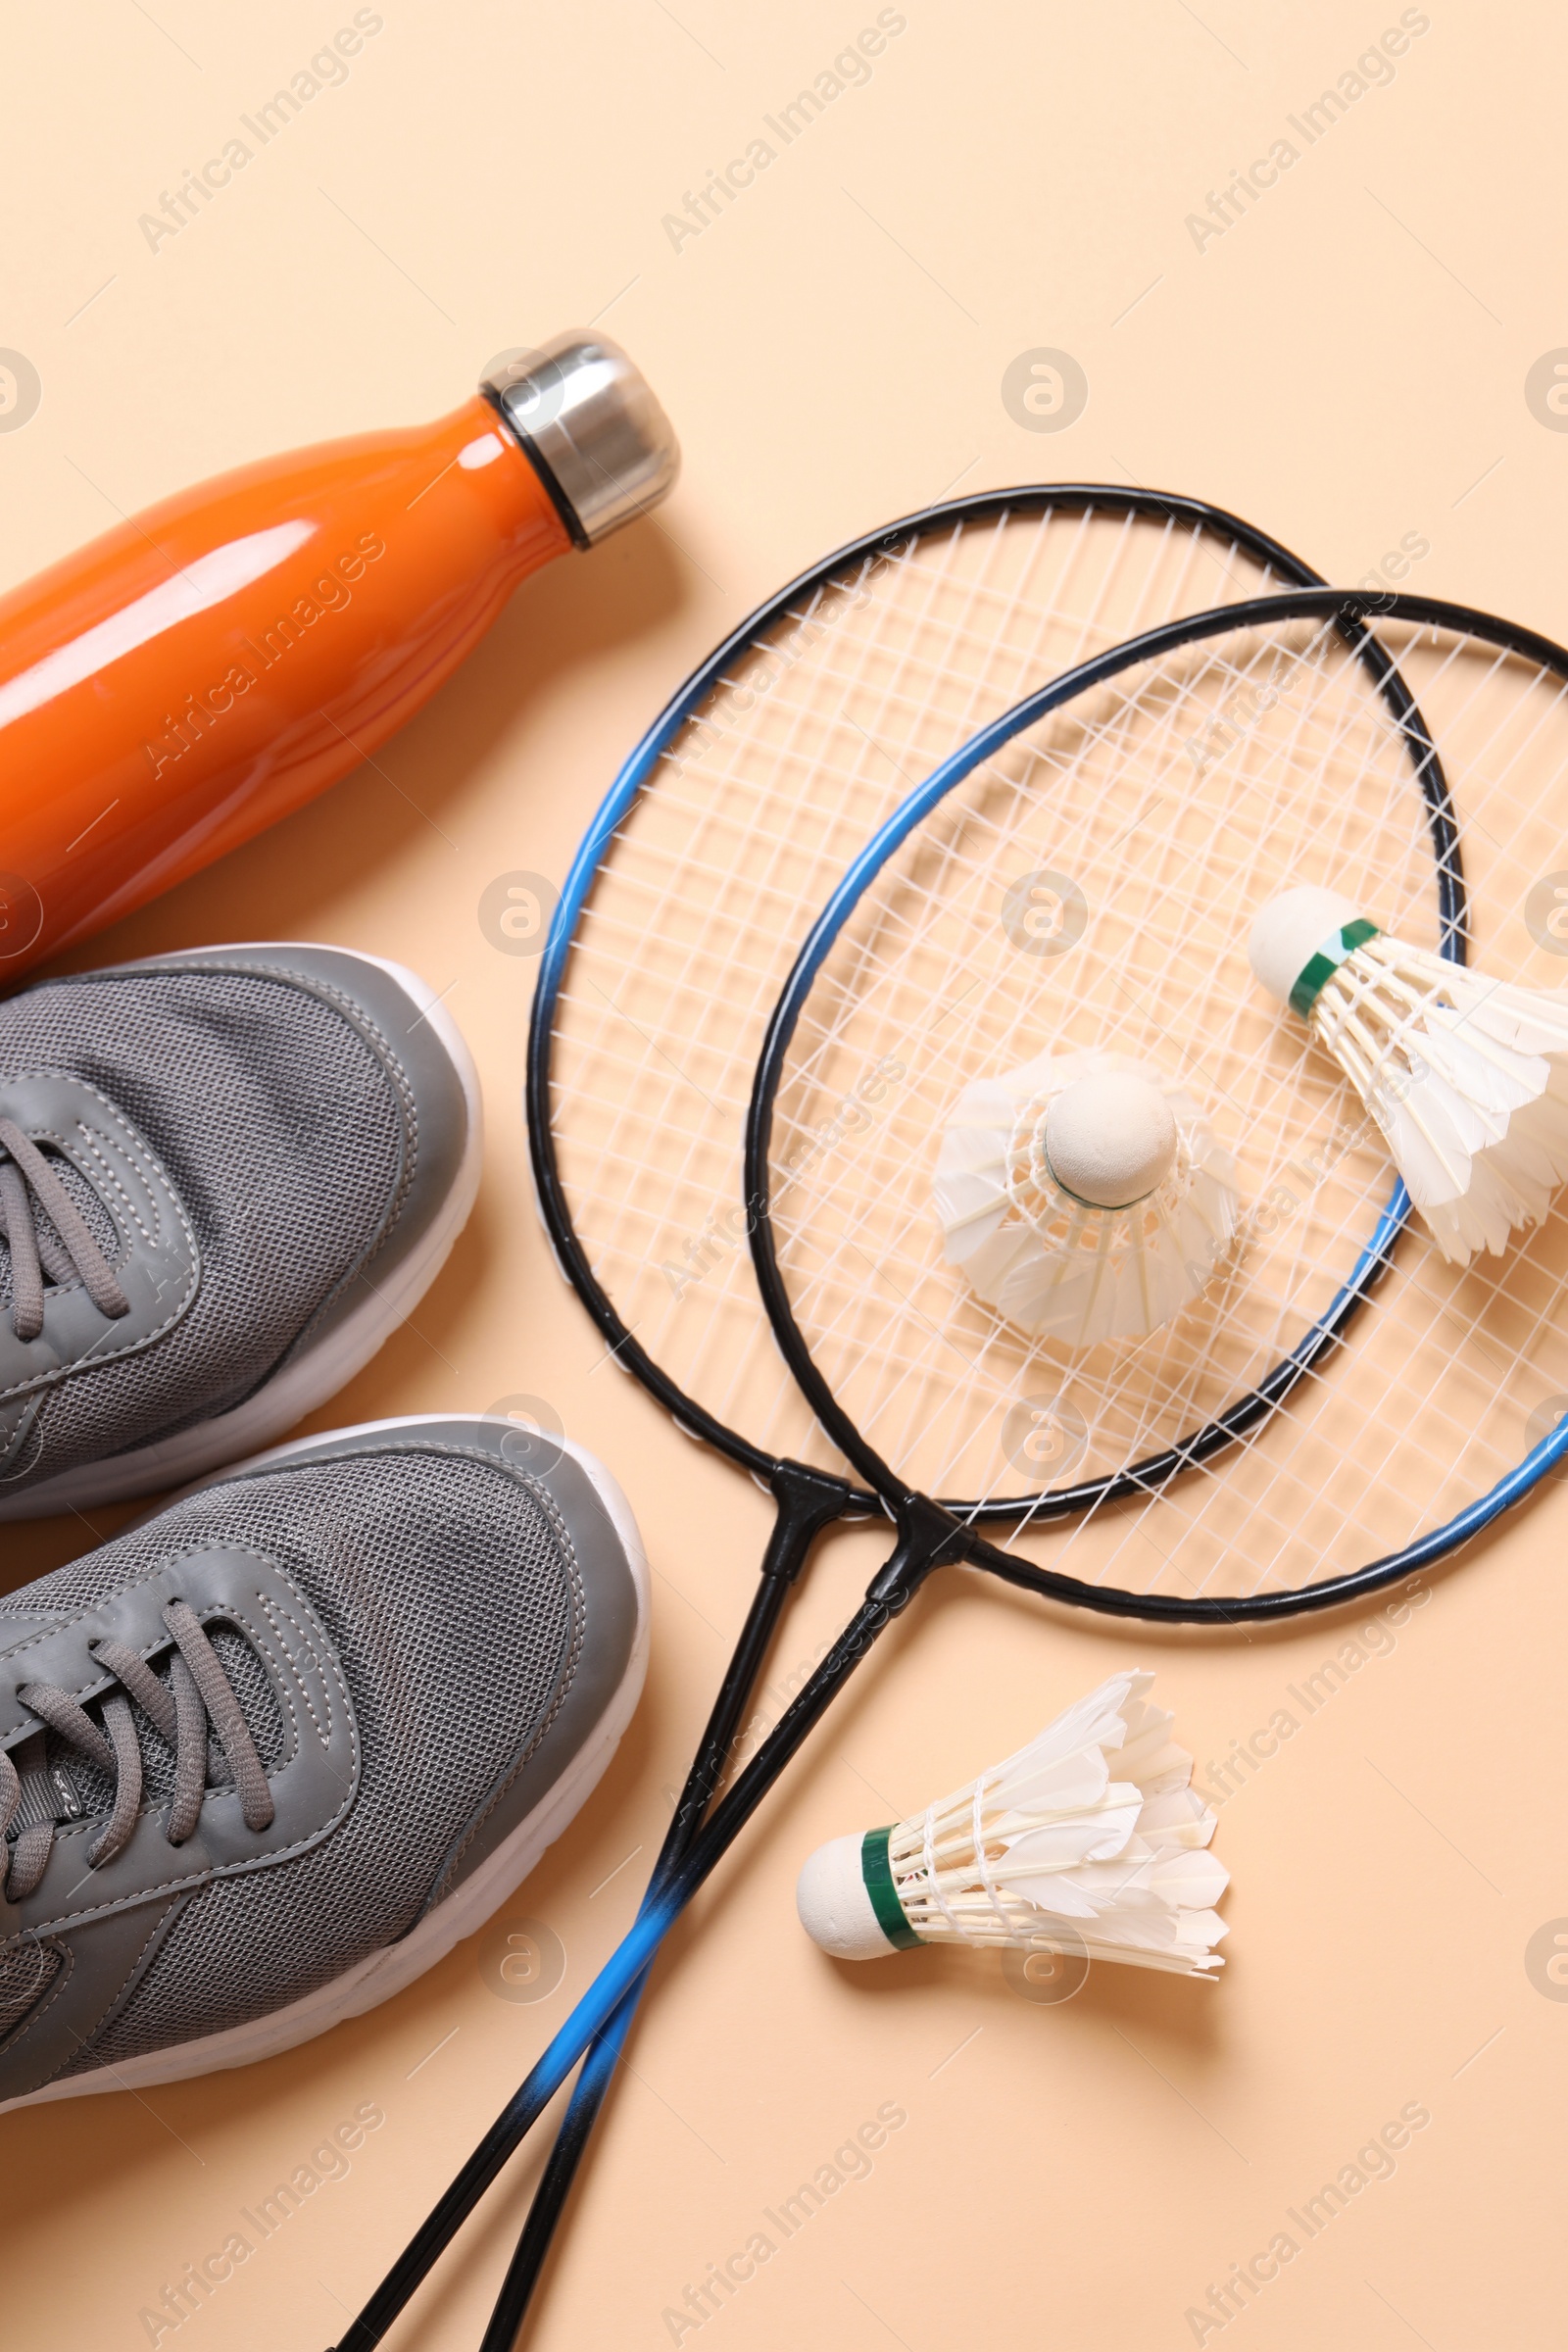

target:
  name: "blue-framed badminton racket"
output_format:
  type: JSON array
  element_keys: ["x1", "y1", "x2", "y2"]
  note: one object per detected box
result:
[{"x1": 332, "y1": 577, "x2": 1568, "y2": 2351}]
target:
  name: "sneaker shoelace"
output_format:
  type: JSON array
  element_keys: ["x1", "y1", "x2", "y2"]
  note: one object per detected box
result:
[
  {"x1": 0, "y1": 1116, "x2": 131, "y2": 1342},
  {"x1": 0, "y1": 1601, "x2": 274, "y2": 1901}
]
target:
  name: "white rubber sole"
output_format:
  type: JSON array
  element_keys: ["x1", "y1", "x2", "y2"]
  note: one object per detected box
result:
[
  {"x1": 0, "y1": 949, "x2": 484, "y2": 1521},
  {"x1": 3, "y1": 1416, "x2": 651, "y2": 2109}
]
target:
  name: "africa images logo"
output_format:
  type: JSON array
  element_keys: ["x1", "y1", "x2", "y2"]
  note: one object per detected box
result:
[
  {"x1": 661, "y1": 13, "x2": 907, "y2": 253},
  {"x1": 1185, "y1": 12, "x2": 1432, "y2": 254}
]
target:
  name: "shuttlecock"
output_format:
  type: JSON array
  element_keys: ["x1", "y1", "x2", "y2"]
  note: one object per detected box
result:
[
  {"x1": 932, "y1": 1049, "x2": 1240, "y2": 1344},
  {"x1": 1250, "y1": 884, "x2": 1568, "y2": 1265},
  {"x1": 796, "y1": 1671, "x2": 1228, "y2": 1979}
]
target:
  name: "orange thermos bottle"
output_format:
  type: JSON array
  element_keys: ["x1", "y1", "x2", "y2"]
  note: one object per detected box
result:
[{"x1": 0, "y1": 333, "x2": 678, "y2": 976}]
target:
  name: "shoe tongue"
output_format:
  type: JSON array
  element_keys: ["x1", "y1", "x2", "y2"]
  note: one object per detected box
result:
[
  {"x1": 0, "y1": 1140, "x2": 122, "y2": 1314},
  {"x1": 6, "y1": 1626, "x2": 286, "y2": 1838},
  {"x1": 9, "y1": 1729, "x2": 91, "y2": 1833}
]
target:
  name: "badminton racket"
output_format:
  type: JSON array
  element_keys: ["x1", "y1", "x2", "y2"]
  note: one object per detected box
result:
[
  {"x1": 482, "y1": 486, "x2": 1355, "y2": 2347},
  {"x1": 319, "y1": 555, "x2": 1476, "y2": 2352}
]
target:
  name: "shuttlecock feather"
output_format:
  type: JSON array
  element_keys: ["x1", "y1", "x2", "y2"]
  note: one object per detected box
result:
[
  {"x1": 932, "y1": 1049, "x2": 1240, "y2": 1345},
  {"x1": 1249, "y1": 885, "x2": 1568, "y2": 1265},
  {"x1": 795, "y1": 1671, "x2": 1228, "y2": 1978}
]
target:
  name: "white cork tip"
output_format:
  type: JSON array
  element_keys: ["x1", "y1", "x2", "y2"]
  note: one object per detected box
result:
[
  {"x1": 1043, "y1": 1071, "x2": 1177, "y2": 1208},
  {"x1": 1248, "y1": 886, "x2": 1361, "y2": 1008},
  {"x1": 796, "y1": 1834, "x2": 898, "y2": 1961}
]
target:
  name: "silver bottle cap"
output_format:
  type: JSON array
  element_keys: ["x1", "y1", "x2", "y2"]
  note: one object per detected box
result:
[{"x1": 480, "y1": 332, "x2": 679, "y2": 547}]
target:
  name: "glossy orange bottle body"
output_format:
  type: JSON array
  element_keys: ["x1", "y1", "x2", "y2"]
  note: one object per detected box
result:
[{"x1": 0, "y1": 396, "x2": 571, "y2": 977}]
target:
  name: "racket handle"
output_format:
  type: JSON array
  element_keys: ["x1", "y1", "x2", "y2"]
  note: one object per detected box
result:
[
  {"x1": 327, "y1": 1903, "x2": 674, "y2": 2352},
  {"x1": 327, "y1": 1500, "x2": 957, "y2": 2352},
  {"x1": 0, "y1": 333, "x2": 676, "y2": 977},
  {"x1": 476, "y1": 1978, "x2": 645, "y2": 2352}
]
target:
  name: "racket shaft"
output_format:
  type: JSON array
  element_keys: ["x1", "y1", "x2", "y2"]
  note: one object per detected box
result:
[{"x1": 480, "y1": 1473, "x2": 845, "y2": 2349}]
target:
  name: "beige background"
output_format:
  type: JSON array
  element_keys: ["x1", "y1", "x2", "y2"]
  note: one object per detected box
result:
[{"x1": 3, "y1": 2, "x2": 1566, "y2": 2345}]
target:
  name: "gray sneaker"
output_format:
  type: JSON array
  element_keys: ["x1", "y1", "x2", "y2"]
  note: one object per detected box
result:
[
  {"x1": 0, "y1": 944, "x2": 481, "y2": 1518},
  {"x1": 0, "y1": 1415, "x2": 648, "y2": 2108}
]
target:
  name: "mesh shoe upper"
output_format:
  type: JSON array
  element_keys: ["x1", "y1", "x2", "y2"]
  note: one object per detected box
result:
[
  {"x1": 0, "y1": 960, "x2": 414, "y2": 1493},
  {"x1": 0, "y1": 1428, "x2": 645, "y2": 2103}
]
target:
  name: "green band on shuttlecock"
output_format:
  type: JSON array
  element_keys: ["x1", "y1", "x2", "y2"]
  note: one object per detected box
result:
[
  {"x1": 1288, "y1": 917, "x2": 1381, "y2": 1020},
  {"x1": 860, "y1": 1828, "x2": 923, "y2": 1951},
  {"x1": 1040, "y1": 1141, "x2": 1155, "y2": 1215}
]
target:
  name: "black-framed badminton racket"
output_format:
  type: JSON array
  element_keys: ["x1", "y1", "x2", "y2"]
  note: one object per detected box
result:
[
  {"x1": 475, "y1": 485, "x2": 1353, "y2": 2350},
  {"x1": 323, "y1": 558, "x2": 1513, "y2": 2352}
]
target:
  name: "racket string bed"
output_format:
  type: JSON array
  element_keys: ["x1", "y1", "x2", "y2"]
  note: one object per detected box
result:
[{"x1": 554, "y1": 504, "x2": 1296, "y2": 1485}]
